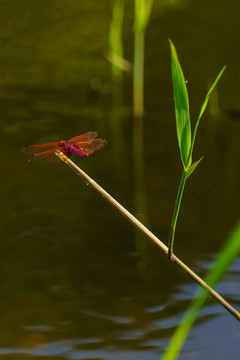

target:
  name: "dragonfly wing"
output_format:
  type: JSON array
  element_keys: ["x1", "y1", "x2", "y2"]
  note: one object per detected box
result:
[
  {"x1": 22, "y1": 142, "x2": 59, "y2": 156},
  {"x1": 27, "y1": 149, "x2": 61, "y2": 162},
  {"x1": 76, "y1": 138, "x2": 107, "y2": 155},
  {"x1": 70, "y1": 131, "x2": 98, "y2": 143}
]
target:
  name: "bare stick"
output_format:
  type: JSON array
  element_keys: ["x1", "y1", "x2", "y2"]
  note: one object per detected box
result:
[{"x1": 55, "y1": 150, "x2": 240, "y2": 321}]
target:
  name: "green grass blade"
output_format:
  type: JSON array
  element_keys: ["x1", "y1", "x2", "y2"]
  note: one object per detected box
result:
[
  {"x1": 190, "y1": 66, "x2": 226, "y2": 159},
  {"x1": 135, "y1": 0, "x2": 154, "y2": 32},
  {"x1": 133, "y1": 0, "x2": 153, "y2": 116},
  {"x1": 169, "y1": 40, "x2": 191, "y2": 169},
  {"x1": 162, "y1": 220, "x2": 240, "y2": 360},
  {"x1": 143, "y1": 0, "x2": 154, "y2": 29},
  {"x1": 185, "y1": 157, "x2": 203, "y2": 179},
  {"x1": 198, "y1": 65, "x2": 226, "y2": 122},
  {"x1": 206, "y1": 65, "x2": 226, "y2": 98},
  {"x1": 109, "y1": 0, "x2": 125, "y2": 77}
]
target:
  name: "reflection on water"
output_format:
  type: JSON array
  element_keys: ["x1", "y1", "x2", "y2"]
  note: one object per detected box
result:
[{"x1": 1, "y1": 0, "x2": 240, "y2": 359}]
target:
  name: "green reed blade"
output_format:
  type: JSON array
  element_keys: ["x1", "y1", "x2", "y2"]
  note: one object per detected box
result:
[
  {"x1": 189, "y1": 65, "x2": 226, "y2": 160},
  {"x1": 169, "y1": 40, "x2": 191, "y2": 169},
  {"x1": 134, "y1": 0, "x2": 154, "y2": 32},
  {"x1": 168, "y1": 42, "x2": 225, "y2": 259},
  {"x1": 185, "y1": 157, "x2": 203, "y2": 179},
  {"x1": 109, "y1": 0, "x2": 125, "y2": 78},
  {"x1": 133, "y1": 0, "x2": 153, "y2": 117}
]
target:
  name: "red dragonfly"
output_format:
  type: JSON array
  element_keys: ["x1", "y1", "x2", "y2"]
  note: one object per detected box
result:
[{"x1": 22, "y1": 131, "x2": 107, "y2": 162}]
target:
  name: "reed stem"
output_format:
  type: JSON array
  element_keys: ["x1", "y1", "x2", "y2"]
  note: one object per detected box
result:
[
  {"x1": 133, "y1": 31, "x2": 145, "y2": 117},
  {"x1": 55, "y1": 150, "x2": 240, "y2": 321},
  {"x1": 109, "y1": 0, "x2": 124, "y2": 79},
  {"x1": 168, "y1": 170, "x2": 187, "y2": 259}
]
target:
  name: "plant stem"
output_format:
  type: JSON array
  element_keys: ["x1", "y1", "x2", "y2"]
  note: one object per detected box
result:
[
  {"x1": 55, "y1": 150, "x2": 240, "y2": 321},
  {"x1": 168, "y1": 170, "x2": 187, "y2": 259},
  {"x1": 109, "y1": 0, "x2": 124, "y2": 79},
  {"x1": 133, "y1": 30, "x2": 145, "y2": 117}
]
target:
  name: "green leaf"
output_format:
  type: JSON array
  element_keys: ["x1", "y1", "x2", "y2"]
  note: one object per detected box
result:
[
  {"x1": 109, "y1": 0, "x2": 124, "y2": 56},
  {"x1": 185, "y1": 157, "x2": 203, "y2": 179},
  {"x1": 198, "y1": 65, "x2": 226, "y2": 123},
  {"x1": 134, "y1": 0, "x2": 154, "y2": 32},
  {"x1": 109, "y1": 0, "x2": 125, "y2": 77},
  {"x1": 206, "y1": 65, "x2": 226, "y2": 98},
  {"x1": 190, "y1": 65, "x2": 226, "y2": 160},
  {"x1": 169, "y1": 40, "x2": 192, "y2": 169}
]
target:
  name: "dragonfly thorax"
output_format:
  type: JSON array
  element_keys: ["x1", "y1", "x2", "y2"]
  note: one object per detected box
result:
[{"x1": 58, "y1": 141, "x2": 72, "y2": 157}]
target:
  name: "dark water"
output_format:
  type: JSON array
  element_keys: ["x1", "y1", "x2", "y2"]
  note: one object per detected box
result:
[{"x1": 1, "y1": 0, "x2": 240, "y2": 359}]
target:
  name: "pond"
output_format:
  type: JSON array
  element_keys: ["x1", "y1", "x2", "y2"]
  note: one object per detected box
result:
[{"x1": 1, "y1": 0, "x2": 240, "y2": 359}]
